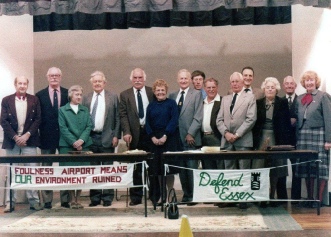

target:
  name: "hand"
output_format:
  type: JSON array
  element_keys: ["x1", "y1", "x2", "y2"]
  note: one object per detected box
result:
[
  {"x1": 76, "y1": 146, "x2": 83, "y2": 151},
  {"x1": 158, "y1": 135, "x2": 167, "y2": 145},
  {"x1": 290, "y1": 118, "x2": 297, "y2": 127},
  {"x1": 73, "y1": 139, "x2": 84, "y2": 149},
  {"x1": 112, "y1": 137, "x2": 119, "y2": 147},
  {"x1": 324, "y1": 142, "x2": 331, "y2": 151},
  {"x1": 185, "y1": 134, "x2": 195, "y2": 146},
  {"x1": 15, "y1": 133, "x2": 30, "y2": 146},
  {"x1": 224, "y1": 132, "x2": 238, "y2": 144},
  {"x1": 123, "y1": 134, "x2": 132, "y2": 146},
  {"x1": 152, "y1": 137, "x2": 159, "y2": 145}
]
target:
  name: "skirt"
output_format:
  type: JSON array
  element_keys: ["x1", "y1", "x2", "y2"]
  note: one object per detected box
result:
[{"x1": 296, "y1": 123, "x2": 329, "y2": 180}]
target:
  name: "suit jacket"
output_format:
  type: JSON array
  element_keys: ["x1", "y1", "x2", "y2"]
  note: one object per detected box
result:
[
  {"x1": 208, "y1": 100, "x2": 223, "y2": 140},
  {"x1": 284, "y1": 94, "x2": 297, "y2": 146},
  {"x1": 119, "y1": 86, "x2": 154, "y2": 149},
  {"x1": 1, "y1": 93, "x2": 41, "y2": 149},
  {"x1": 58, "y1": 103, "x2": 93, "y2": 148},
  {"x1": 35, "y1": 86, "x2": 68, "y2": 149},
  {"x1": 253, "y1": 96, "x2": 292, "y2": 149},
  {"x1": 296, "y1": 89, "x2": 331, "y2": 142},
  {"x1": 169, "y1": 87, "x2": 203, "y2": 147},
  {"x1": 82, "y1": 90, "x2": 121, "y2": 148},
  {"x1": 228, "y1": 87, "x2": 264, "y2": 100},
  {"x1": 216, "y1": 92, "x2": 257, "y2": 148}
]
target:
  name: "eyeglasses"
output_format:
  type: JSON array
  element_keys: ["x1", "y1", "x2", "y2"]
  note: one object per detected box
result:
[{"x1": 48, "y1": 74, "x2": 61, "y2": 78}]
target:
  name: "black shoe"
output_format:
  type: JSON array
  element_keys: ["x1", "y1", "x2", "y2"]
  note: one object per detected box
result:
[
  {"x1": 129, "y1": 200, "x2": 142, "y2": 206},
  {"x1": 44, "y1": 202, "x2": 52, "y2": 209},
  {"x1": 61, "y1": 202, "x2": 70, "y2": 208},
  {"x1": 103, "y1": 201, "x2": 112, "y2": 207},
  {"x1": 187, "y1": 202, "x2": 198, "y2": 206},
  {"x1": 260, "y1": 202, "x2": 268, "y2": 208},
  {"x1": 217, "y1": 203, "x2": 236, "y2": 208},
  {"x1": 89, "y1": 202, "x2": 101, "y2": 207},
  {"x1": 239, "y1": 203, "x2": 248, "y2": 209}
]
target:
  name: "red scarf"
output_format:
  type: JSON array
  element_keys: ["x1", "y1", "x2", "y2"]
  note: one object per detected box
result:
[{"x1": 301, "y1": 93, "x2": 313, "y2": 105}]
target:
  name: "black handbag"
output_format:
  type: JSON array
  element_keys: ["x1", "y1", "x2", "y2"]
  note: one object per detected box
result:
[{"x1": 166, "y1": 188, "x2": 179, "y2": 219}]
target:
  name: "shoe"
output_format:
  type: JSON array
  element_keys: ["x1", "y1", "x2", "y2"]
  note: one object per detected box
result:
[
  {"x1": 44, "y1": 202, "x2": 52, "y2": 209},
  {"x1": 260, "y1": 202, "x2": 268, "y2": 208},
  {"x1": 103, "y1": 201, "x2": 112, "y2": 207},
  {"x1": 239, "y1": 203, "x2": 248, "y2": 209},
  {"x1": 70, "y1": 202, "x2": 78, "y2": 209},
  {"x1": 129, "y1": 200, "x2": 142, "y2": 206},
  {"x1": 216, "y1": 203, "x2": 236, "y2": 208},
  {"x1": 76, "y1": 203, "x2": 84, "y2": 209},
  {"x1": 61, "y1": 202, "x2": 70, "y2": 208},
  {"x1": 4, "y1": 206, "x2": 15, "y2": 213},
  {"x1": 187, "y1": 202, "x2": 198, "y2": 206},
  {"x1": 89, "y1": 202, "x2": 101, "y2": 207},
  {"x1": 30, "y1": 203, "x2": 43, "y2": 211}
]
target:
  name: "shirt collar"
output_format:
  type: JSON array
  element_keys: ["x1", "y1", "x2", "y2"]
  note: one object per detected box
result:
[
  {"x1": 48, "y1": 86, "x2": 60, "y2": 92},
  {"x1": 204, "y1": 94, "x2": 220, "y2": 104},
  {"x1": 16, "y1": 92, "x2": 26, "y2": 100},
  {"x1": 93, "y1": 89, "x2": 105, "y2": 97}
]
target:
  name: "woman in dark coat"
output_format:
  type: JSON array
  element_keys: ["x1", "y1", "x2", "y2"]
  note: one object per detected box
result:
[{"x1": 253, "y1": 77, "x2": 293, "y2": 206}]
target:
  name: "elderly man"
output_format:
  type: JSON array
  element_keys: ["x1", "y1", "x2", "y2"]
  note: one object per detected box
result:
[
  {"x1": 1, "y1": 76, "x2": 43, "y2": 212},
  {"x1": 169, "y1": 69, "x2": 203, "y2": 205},
  {"x1": 282, "y1": 75, "x2": 301, "y2": 203},
  {"x1": 119, "y1": 68, "x2": 154, "y2": 206},
  {"x1": 201, "y1": 78, "x2": 223, "y2": 169},
  {"x1": 82, "y1": 71, "x2": 121, "y2": 207},
  {"x1": 35, "y1": 67, "x2": 68, "y2": 209},
  {"x1": 228, "y1": 66, "x2": 264, "y2": 100},
  {"x1": 216, "y1": 72, "x2": 257, "y2": 209}
]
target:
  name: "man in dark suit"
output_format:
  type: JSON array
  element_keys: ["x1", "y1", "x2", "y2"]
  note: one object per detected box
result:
[
  {"x1": 216, "y1": 72, "x2": 257, "y2": 209},
  {"x1": 119, "y1": 68, "x2": 154, "y2": 206},
  {"x1": 282, "y1": 75, "x2": 301, "y2": 202},
  {"x1": 201, "y1": 78, "x2": 223, "y2": 169},
  {"x1": 35, "y1": 67, "x2": 68, "y2": 209},
  {"x1": 82, "y1": 71, "x2": 121, "y2": 207},
  {"x1": 1, "y1": 76, "x2": 43, "y2": 213},
  {"x1": 169, "y1": 69, "x2": 203, "y2": 205}
]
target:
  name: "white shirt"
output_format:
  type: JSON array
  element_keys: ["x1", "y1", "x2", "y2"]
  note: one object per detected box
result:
[
  {"x1": 175, "y1": 87, "x2": 190, "y2": 104},
  {"x1": 202, "y1": 94, "x2": 221, "y2": 132},
  {"x1": 133, "y1": 86, "x2": 149, "y2": 125},
  {"x1": 70, "y1": 103, "x2": 79, "y2": 114},
  {"x1": 90, "y1": 90, "x2": 106, "y2": 132},
  {"x1": 15, "y1": 96, "x2": 27, "y2": 135}
]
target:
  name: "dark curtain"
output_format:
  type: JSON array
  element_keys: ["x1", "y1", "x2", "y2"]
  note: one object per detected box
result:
[{"x1": 33, "y1": 6, "x2": 291, "y2": 32}]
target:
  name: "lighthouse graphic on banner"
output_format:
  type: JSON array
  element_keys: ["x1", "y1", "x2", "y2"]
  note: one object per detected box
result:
[{"x1": 251, "y1": 172, "x2": 261, "y2": 190}]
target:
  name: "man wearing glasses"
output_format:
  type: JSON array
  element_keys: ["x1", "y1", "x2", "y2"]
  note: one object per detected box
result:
[{"x1": 35, "y1": 67, "x2": 69, "y2": 209}]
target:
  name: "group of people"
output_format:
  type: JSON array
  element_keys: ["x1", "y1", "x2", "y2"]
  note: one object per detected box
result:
[{"x1": 1, "y1": 66, "x2": 330, "y2": 213}]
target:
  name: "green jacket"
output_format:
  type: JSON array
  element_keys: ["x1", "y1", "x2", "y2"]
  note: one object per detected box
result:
[{"x1": 58, "y1": 103, "x2": 93, "y2": 149}]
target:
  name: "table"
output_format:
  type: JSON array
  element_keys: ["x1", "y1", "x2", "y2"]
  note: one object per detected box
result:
[
  {"x1": 161, "y1": 150, "x2": 321, "y2": 215},
  {"x1": 0, "y1": 152, "x2": 153, "y2": 217}
]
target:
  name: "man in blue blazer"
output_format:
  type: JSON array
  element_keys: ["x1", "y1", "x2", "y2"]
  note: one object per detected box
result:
[
  {"x1": 169, "y1": 69, "x2": 203, "y2": 205},
  {"x1": 35, "y1": 67, "x2": 68, "y2": 209},
  {"x1": 82, "y1": 71, "x2": 121, "y2": 207}
]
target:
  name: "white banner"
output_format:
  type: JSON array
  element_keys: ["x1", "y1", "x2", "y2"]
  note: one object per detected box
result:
[
  {"x1": 193, "y1": 168, "x2": 270, "y2": 202},
  {"x1": 10, "y1": 163, "x2": 138, "y2": 190}
]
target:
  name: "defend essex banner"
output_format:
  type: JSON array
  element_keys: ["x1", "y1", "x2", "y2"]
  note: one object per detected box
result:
[
  {"x1": 192, "y1": 168, "x2": 270, "y2": 202},
  {"x1": 10, "y1": 163, "x2": 137, "y2": 190}
]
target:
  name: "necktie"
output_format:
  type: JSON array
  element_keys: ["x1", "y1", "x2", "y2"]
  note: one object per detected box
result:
[
  {"x1": 244, "y1": 88, "x2": 250, "y2": 93},
  {"x1": 91, "y1": 94, "x2": 99, "y2": 128},
  {"x1": 230, "y1": 93, "x2": 238, "y2": 113},
  {"x1": 178, "y1": 91, "x2": 185, "y2": 113},
  {"x1": 288, "y1": 96, "x2": 292, "y2": 108},
  {"x1": 53, "y1": 89, "x2": 58, "y2": 109},
  {"x1": 137, "y1": 90, "x2": 144, "y2": 119}
]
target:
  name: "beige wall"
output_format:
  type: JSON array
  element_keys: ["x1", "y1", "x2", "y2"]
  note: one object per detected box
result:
[{"x1": 33, "y1": 24, "x2": 292, "y2": 97}]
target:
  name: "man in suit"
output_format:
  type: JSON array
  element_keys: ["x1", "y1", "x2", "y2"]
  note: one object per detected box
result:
[
  {"x1": 169, "y1": 69, "x2": 203, "y2": 205},
  {"x1": 228, "y1": 66, "x2": 264, "y2": 100},
  {"x1": 191, "y1": 70, "x2": 207, "y2": 99},
  {"x1": 216, "y1": 72, "x2": 257, "y2": 209},
  {"x1": 82, "y1": 71, "x2": 121, "y2": 207},
  {"x1": 1, "y1": 76, "x2": 43, "y2": 213},
  {"x1": 119, "y1": 68, "x2": 154, "y2": 206},
  {"x1": 282, "y1": 75, "x2": 301, "y2": 202},
  {"x1": 201, "y1": 77, "x2": 223, "y2": 169},
  {"x1": 35, "y1": 67, "x2": 68, "y2": 209}
]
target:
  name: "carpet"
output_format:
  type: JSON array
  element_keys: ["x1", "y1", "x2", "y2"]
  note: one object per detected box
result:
[{"x1": 0, "y1": 202, "x2": 302, "y2": 233}]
